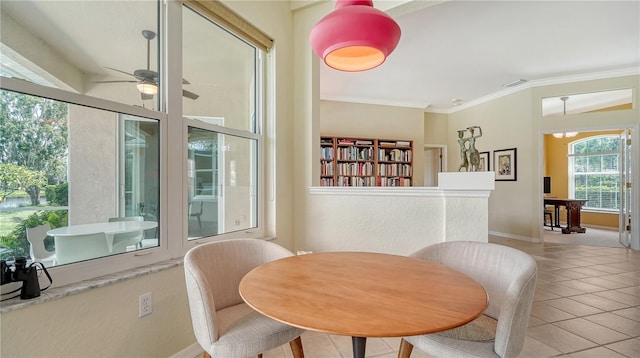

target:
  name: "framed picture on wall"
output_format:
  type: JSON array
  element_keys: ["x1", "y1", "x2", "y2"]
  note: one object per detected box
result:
[
  {"x1": 494, "y1": 148, "x2": 517, "y2": 181},
  {"x1": 478, "y1": 151, "x2": 490, "y2": 171}
]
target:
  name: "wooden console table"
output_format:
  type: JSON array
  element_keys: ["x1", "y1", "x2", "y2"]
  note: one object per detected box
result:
[{"x1": 544, "y1": 198, "x2": 588, "y2": 234}]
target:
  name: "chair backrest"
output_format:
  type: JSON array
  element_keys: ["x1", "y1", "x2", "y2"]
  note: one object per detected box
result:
[
  {"x1": 108, "y1": 216, "x2": 144, "y2": 251},
  {"x1": 410, "y1": 241, "x2": 537, "y2": 358},
  {"x1": 26, "y1": 223, "x2": 53, "y2": 261},
  {"x1": 54, "y1": 232, "x2": 110, "y2": 265},
  {"x1": 184, "y1": 238, "x2": 294, "y2": 346}
]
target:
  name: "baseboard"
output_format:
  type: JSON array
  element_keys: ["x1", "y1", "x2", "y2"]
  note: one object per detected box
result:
[
  {"x1": 489, "y1": 231, "x2": 541, "y2": 243},
  {"x1": 169, "y1": 343, "x2": 202, "y2": 358},
  {"x1": 582, "y1": 224, "x2": 618, "y2": 231}
]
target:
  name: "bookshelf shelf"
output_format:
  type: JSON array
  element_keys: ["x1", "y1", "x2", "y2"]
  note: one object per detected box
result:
[{"x1": 320, "y1": 136, "x2": 413, "y2": 187}]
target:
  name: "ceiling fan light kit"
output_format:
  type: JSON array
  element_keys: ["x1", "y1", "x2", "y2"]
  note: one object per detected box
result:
[
  {"x1": 309, "y1": 0, "x2": 401, "y2": 72},
  {"x1": 99, "y1": 30, "x2": 198, "y2": 100},
  {"x1": 136, "y1": 81, "x2": 158, "y2": 95}
]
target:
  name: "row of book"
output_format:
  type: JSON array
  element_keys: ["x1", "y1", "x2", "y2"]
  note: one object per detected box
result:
[
  {"x1": 378, "y1": 163, "x2": 412, "y2": 177},
  {"x1": 321, "y1": 147, "x2": 334, "y2": 160},
  {"x1": 378, "y1": 148, "x2": 412, "y2": 162},
  {"x1": 337, "y1": 139, "x2": 373, "y2": 145},
  {"x1": 320, "y1": 178, "x2": 334, "y2": 186},
  {"x1": 337, "y1": 146, "x2": 373, "y2": 161},
  {"x1": 378, "y1": 177, "x2": 412, "y2": 187},
  {"x1": 378, "y1": 140, "x2": 411, "y2": 147},
  {"x1": 321, "y1": 162, "x2": 334, "y2": 176},
  {"x1": 337, "y1": 176, "x2": 377, "y2": 187},
  {"x1": 337, "y1": 162, "x2": 374, "y2": 176}
]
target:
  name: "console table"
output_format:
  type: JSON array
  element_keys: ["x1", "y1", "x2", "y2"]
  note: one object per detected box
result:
[{"x1": 544, "y1": 198, "x2": 587, "y2": 234}]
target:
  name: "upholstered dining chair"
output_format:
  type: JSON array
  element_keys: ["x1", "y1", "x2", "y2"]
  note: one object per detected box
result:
[
  {"x1": 184, "y1": 238, "x2": 305, "y2": 358},
  {"x1": 26, "y1": 223, "x2": 56, "y2": 265},
  {"x1": 108, "y1": 216, "x2": 144, "y2": 251},
  {"x1": 399, "y1": 241, "x2": 537, "y2": 358}
]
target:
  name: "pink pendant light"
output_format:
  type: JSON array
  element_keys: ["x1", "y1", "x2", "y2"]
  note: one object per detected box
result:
[{"x1": 309, "y1": 0, "x2": 401, "y2": 72}]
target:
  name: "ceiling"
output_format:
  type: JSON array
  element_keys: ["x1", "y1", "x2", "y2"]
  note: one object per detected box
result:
[
  {"x1": 1, "y1": 1, "x2": 638, "y2": 114},
  {"x1": 319, "y1": 1, "x2": 640, "y2": 113}
]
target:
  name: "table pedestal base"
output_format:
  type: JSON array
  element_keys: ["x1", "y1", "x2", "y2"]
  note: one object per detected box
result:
[{"x1": 352, "y1": 336, "x2": 366, "y2": 358}]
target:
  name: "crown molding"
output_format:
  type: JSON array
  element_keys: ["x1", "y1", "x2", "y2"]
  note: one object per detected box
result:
[
  {"x1": 445, "y1": 67, "x2": 639, "y2": 114},
  {"x1": 320, "y1": 95, "x2": 431, "y2": 110},
  {"x1": 320, "y1": 67, "x2": 639, "y2": 114}
]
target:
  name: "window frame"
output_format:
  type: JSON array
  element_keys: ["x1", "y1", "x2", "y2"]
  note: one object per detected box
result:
[
  {"x1": 568, "y1": 135, "x2": 622, "y2": 213},
  {"x1": 0, "y1": 77, "x2": 170, "y2": 287},
  {"x1": 0, "y1": 0, "x2": 271, "y2": 288}
]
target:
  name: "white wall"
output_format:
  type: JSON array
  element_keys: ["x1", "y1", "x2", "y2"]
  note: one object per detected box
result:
[
  {"x1": 300, "y1": 172, "x2": 494, "y2": 255},
  {"x1": 68, "y1": 105, "x2": 118, "y2": 225}
]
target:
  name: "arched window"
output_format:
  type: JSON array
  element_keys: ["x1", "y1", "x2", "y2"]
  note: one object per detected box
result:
[{"x1": 569, "y1": 135, "x2": 621, "y2": 211}]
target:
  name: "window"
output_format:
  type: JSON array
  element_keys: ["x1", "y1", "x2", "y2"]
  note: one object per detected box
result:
[
  {"x1": 182, "y1": 4, "x2": 263, "y2": 240},
  {"x1": 569, "y1": 135, "x2": 622, "y2": 211},
  {"x1": 0, "y1": 0, "x2": 271, "y2": 286}
]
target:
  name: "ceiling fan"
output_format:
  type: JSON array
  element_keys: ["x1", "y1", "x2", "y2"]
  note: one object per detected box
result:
[{"x1": 97, "y1": 30, "x2": 199, "y2": 100}]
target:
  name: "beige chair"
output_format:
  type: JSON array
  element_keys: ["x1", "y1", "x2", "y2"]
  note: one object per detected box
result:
[
  {"x1": 184, "y1": 238, "x2": 305, "y2": 358},
  {"x1": 26, "y1": 223, "x2": 56, "y2": 265},
  {"x1": 108, "y1": 216, "x2": 144, "y2": 251},
  {"x1": 54, "y1": 232, "x2": 110, "y2": 265},
  {"x1": 399, "y1": 241, "x2": 537, "y2": 358}
]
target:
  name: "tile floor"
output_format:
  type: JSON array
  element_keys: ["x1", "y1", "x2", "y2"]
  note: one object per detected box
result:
[{"x1": 262, "y1": 236, "x2": 640, "y2": 358}]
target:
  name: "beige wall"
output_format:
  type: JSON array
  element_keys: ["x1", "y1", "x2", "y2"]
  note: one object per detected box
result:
[
  {"x1": 1, "y1": 267, "x2": 193, "y2": 357},
  {"x1": 424, "y1": 112, "x2": 449, "y2": 145},
  {"x1": 320, "y1": 100, "x2": 425, "y2": 186},
  {"x1": 445, "y1": 75, "x2": 639, "y2": 241}
]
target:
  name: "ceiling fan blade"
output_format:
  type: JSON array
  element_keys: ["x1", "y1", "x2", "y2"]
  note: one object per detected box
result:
[
  {"x1": 182, "y1": 78, "x2": 190, "y2": 85},
  {"x1": 183, "y1": 89, "x2": 199, "y2": 100},
  {"x1": 105, "y1": 67, "x2": 136, "y2": 78},
  {"x1": 141, "y1": 93, "x2": 154, "y2": 101},
  {"x1": 93, "y1": 80, "x2": 137, "y2": 84}
]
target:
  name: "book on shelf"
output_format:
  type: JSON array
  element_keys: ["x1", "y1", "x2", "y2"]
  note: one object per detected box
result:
[
  {"x1": 338, "y1": 139, "x2": 355, "y2": 144},
  {"x1": 355, "y1": 140, "x2": 373, "y2": 145},
  {"x1": 395, "y1": 141, "x2": 411, "y2": 147},
  {"x1": 378, "y1": 141, "x2": 395, "y2": 146}
]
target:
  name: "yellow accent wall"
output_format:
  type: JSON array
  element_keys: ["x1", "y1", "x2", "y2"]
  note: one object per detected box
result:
[{"x1": 544, "y1": 130, "x2": 623, "y2": 228}]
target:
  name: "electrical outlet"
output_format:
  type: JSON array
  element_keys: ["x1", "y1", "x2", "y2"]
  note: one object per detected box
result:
[{"x1": 139, "y1": 292, "x2": 152, "y2": 317}]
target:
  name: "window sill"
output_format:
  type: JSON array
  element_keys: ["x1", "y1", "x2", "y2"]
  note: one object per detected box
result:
[{"x1": 0, "y1": 258, "x2": 182, "y2": 314}]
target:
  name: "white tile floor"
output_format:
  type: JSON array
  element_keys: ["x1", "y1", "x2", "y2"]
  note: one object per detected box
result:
[{"x1": 259, "y1": 236, "x2": 640, "y2": 358}]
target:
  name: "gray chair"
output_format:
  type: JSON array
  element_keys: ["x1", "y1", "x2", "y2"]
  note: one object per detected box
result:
[
  {"x1": 399, "y1": 241, "x2": 537, "y2": 358},
  {"x1": 108, "y1": 216, "x2": 144, "y2": 251},
  {"x1": 26, "y1": 223, "x2": 56, "y2": 265},
  {"x1": 184, "y1": 238, "x2": 305, "y2": 358},
  {"x1": 54, "y1": 232, "x2": 110, "y2": 265}
]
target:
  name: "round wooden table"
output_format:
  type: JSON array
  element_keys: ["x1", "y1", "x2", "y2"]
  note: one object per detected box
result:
[{"x1": 239, "y1": 251, "x2": 488, "y2": 358}]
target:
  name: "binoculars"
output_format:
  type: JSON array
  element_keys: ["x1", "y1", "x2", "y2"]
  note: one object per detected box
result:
[{"x1": 1, "y1": 257, "x2": 46, "y2": 299}]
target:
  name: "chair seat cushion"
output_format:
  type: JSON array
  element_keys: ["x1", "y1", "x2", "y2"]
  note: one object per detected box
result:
[
  {"x1": 436, "y1": 314, "x2": 497, "y2": 342},
  {"x1": 208, "y1": 303, "x2": 303, "y2": 357}
]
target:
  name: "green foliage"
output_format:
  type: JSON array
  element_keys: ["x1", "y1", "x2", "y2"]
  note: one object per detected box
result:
[
  {"x1": 0, "y1": 163, "x2": 47, "y2": 203},
  {"x1": 0, "y1": 90, "x2": 69, "y2": 184},
  {"x1": 0, "y1": 210, "x2": 68, "y2": 261},
  {"x1": 45, "y1": 182, "x2": 69, "y2": 206}
]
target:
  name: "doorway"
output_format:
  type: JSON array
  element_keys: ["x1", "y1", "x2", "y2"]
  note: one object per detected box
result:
[
  {"x1": 423, "y1": 145, "x2": 447, "y2": 187},
  {"x1": 541, "y1": 127, "x2": 637, "y2": 249}
]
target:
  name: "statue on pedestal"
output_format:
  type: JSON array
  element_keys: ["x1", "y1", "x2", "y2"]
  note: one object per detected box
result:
[{"x1": 457, "y1": 126, "x2": 483, "y2": 172}]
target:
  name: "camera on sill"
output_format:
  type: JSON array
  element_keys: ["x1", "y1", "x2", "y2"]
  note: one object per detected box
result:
[{"x1": 1, "y1": 257, "x2": 44, "y2": 299}]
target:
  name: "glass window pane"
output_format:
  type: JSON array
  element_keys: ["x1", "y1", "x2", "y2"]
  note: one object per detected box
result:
[
  {"x1": 0, "y1": 89, "x2": 160, "y2": 266},
  {"x1": 0, "y1": 1, "x2": 160, "y2": 110},
  {"x1": 182, "y1": 6, "x2": 257, "y2": 132},
  {"x1": 187, "y1": 127, "x2": 257, "y2": 239}
]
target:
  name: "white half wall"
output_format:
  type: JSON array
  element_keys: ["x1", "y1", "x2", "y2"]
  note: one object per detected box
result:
[{"x1": 301, "y1": 172, "x2": 494, "y2": 255}]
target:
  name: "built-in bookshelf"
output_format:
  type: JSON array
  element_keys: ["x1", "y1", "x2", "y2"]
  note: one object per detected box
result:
[{"x1": 320, "y1": 136, "x2": 413, "y2": 187}]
